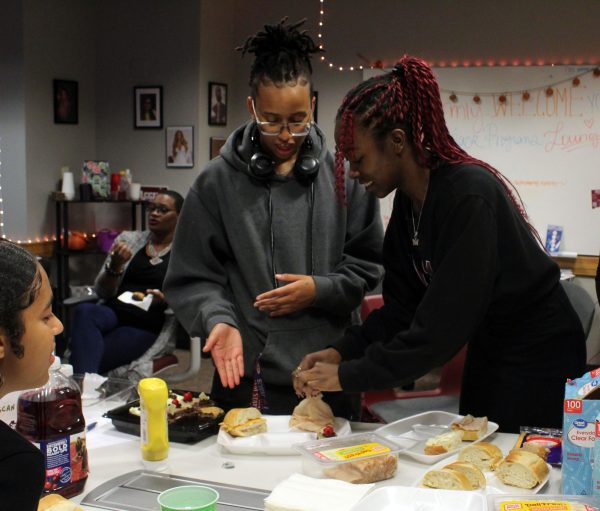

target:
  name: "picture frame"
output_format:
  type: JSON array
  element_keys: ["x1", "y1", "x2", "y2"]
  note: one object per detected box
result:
[
  {"x1": 53, "y1": 79, "x2": 78, "y2": 124},
  {"x1": 210, "y1": 137, "x2": 226, "y2": 159},
  {"x1": 208, "y1": 82, "x2": 227, "y2": 126},
  {"x1": 166, "y1": 126, "x2": 194, "y2": 168},
  {"x1": 313, "y1": 90, "x2": 319, "y2": 124},
  {"x1": 134, "y1": 86, "x2": 162, "y2": 129}
]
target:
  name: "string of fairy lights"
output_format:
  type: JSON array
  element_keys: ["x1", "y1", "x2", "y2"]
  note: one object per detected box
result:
[{"x1": 315, "y1": 0, "x2": 600, "y2": 102}]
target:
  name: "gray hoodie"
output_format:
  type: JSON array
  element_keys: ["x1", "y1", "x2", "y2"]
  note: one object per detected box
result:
[{"x1": 164, "y1": 121, "x2": 384, "y2": 384}]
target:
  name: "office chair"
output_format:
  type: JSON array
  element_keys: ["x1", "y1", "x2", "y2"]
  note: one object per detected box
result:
[
  {"x1": 560, "y1": 281, "x2": 595, "y2": 340},
  {"x1": 358, "y1": 294, "x2": 466, "y2": 423}
]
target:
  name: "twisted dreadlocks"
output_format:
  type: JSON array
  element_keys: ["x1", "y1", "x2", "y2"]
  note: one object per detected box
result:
[
  {"x1": 0, "y1": 240, "x2": 42, "y2": 358},
  {"x1": 335, "y1": 55, "x2": 539, "y2": 240},
  {"x1": 237, "y1": 17, "x2": 323, "y2": 97}
]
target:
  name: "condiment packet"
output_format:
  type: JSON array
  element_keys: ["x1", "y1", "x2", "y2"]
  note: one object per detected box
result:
[{"x1": 514, "y1": 426, "x2": 562, "y2": 465}]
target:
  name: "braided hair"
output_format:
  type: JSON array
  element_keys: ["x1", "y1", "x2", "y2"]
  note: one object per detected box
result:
[
  {"x1": 238, "y1": 17, "x2": 323, "y2": 97},
  {"x1": 0, "y1": 240, "x2": 42, "y2": 358},
  {"x1": 335, "y1": 55, "x2": 538, "y2": 239}
]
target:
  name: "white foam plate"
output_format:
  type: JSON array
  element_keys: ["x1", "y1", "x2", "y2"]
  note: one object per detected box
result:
[
  {"x1": 217, "y1": 415, "x2": 351, "y2": 455},
  {"x1": 376, "y1": 411, "x2": 499, "y2": 464},
  {"x1": 415, "y1": 453, "x2": 552, "y2": 495},
  {"x1": 350, "y1": 486, "x2": 486, "y2": 511}
]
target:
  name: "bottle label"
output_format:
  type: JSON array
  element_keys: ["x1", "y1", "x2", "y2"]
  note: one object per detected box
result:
[
  {"x1": 314, "y1": 442, "x2": 391, "y2": 462},
  {"x1": 36, "y1": 431, "x2": 89, "y2": 493}
]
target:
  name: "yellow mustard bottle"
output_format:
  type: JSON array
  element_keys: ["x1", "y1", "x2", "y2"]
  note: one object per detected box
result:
[{"x1": 138, "y1": 378, "x2": 169, "y2": 463}]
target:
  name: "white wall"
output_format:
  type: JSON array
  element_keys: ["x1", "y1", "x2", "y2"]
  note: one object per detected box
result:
[
  {"x1": 0, "y1": 0, "x2": 27, "y2": 240},
  {"x1": 23, "y1": 0, "x2": 97, "y2": 240}
]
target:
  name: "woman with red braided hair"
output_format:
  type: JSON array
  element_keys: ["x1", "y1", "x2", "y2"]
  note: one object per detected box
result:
[{"x1": 294, "y1": 56, "x2": 586, "y2": 432}]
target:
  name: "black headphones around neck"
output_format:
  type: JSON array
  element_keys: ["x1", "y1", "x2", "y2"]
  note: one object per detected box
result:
[{"x1": 248, "y1": 125, "x2": 320, "y2": 184}]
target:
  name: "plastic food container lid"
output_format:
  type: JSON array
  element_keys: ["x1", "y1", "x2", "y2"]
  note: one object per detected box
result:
[
  {"x1": 487, "y1": 494, "x2": 599, "y2": 511},
  {"x1": 293, "y1": 432, "x2": 403, "y2": 466}
]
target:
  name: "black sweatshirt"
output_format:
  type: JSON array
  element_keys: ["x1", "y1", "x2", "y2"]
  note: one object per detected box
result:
[{"x1": 334, "y1": 163, "x2": 586, "y2": 432}]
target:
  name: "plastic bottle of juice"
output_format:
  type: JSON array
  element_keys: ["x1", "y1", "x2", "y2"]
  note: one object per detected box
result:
[
  {"x1": 138, "y1": 377, "x2": 169, "y2": 469},
  {"x1": 16, "y1": 357, "x2": 88, "y2": 498}
]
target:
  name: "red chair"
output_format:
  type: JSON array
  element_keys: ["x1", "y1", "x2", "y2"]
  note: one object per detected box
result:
[{"x1": 358, "y1": 294, "x2": 467, "y2": 422}]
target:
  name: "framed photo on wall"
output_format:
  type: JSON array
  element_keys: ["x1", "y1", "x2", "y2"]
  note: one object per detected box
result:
[
  {"x1": 134, "y1": 86, "x2": 162, "y2": 129},
  {"x1": 208, "y1": 82, "x2": 227, "y2": 126},
  {"x1": 166, "y1": 126, "x2": 194, "y2": 168},
  {"x1": 210, "y1": 137, "x2": 226, "y2": 159},
  {"x1": 53, "y1": 79, "x2": 78, "y2": 124}
]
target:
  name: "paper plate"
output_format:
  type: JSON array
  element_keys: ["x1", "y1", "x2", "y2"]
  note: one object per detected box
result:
[
  {"x1": 416, "y1": 453, "x2": 552, "y2": 495},
  {"x1": 350, "y1": 485, "x2": 486, "y2": 511},
  {"x1": 217, "y1": 415, "x2": 351, "y2": 455}
]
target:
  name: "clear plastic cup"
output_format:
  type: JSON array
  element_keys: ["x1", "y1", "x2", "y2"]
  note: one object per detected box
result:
[{"x1": 157, "y1": 485, "x2": 219, "y2": 511}]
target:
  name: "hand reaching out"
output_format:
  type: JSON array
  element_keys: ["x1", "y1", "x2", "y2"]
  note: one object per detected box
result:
[
  {"x1": 293, "y1": 348, "x2": 343, "y2": 396},
  {"x1": 254, "y1": 274, "x2": 316, "y2": 317},
  {"x1": 204, "y1": 323, "x2": 244, "y2": 388}
]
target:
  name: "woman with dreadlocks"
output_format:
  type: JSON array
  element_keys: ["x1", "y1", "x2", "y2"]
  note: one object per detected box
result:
[
  {"x1": 164, "y1": 19, "x2": 383, "y2": 418},
  {"x1": 294, "y1": 56, "x2": 585, "y2": 432}
]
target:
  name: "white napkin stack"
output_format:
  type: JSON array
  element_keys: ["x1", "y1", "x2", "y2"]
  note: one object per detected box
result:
[{"x1": 264, "y1": 473, "x2": 373, "y2": 511}]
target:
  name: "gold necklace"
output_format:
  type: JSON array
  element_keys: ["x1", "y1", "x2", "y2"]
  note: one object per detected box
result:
[{"x1": 147, "y1": 241, "x2": 171, "y2": 265}]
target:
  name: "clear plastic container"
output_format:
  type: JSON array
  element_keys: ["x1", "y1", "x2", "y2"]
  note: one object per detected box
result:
[
  {"x1": 16, "y1": 356, "x2": 89, "y2": 498},
  {"x1": 294, "y1": 432, "x2": 402, "y2": 483},
  {"x1": 487, "y1": 494, "x2": 600, "y2": 511}
]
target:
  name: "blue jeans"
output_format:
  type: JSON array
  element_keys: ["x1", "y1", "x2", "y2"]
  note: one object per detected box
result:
[{"x1": 69, "y1": 302, "x2": 158, "y2": 374}]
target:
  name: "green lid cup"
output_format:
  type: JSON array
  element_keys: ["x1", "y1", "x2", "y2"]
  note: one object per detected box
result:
[{"x1": 157, "y1": 485, "x2": 219, "y2": 511}]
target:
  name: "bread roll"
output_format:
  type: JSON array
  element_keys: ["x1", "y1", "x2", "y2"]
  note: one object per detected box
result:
[
  {"x1": 422, "y1": 467, "x2": 473, "y2": 490},
  {"x1": 131, "y1": 291, "x2": 145, "y2": 301},
  {"x1": 444, "y1": 461, "x2": 486, "y2": 489},
  {"x1": 458, "y1": 441, "x2": 504, "y2": 471},
  {"x1": 424, "y1": 430, "x2": 462, "y2": 455},
  {"x1": 220, "y1": 407, "x2": 267, "y2": 437},
  {"x1": 495, "y1": 449, "x2": 549, "y2": 489},
  {"x1": 38, "y1": 494, "x2": 83, "y2": 511},
  {"x1": 451, "y1": 415, "x2": 488, "y2": 441},
  {"x1": 323, "y1": 454, "x2": 397, "y2": 484}
]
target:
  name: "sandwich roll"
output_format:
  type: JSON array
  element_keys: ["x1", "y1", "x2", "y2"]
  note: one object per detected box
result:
[
  {"x1": 444, "y1": 461, "x2": 486, "y2": 489},
  {"x1": 424, "y1": 430, "x2": 462, "y2": 455},
  {"x1": 451, "y1": 415, "x2": 488, "y2": 441},
  {"x1": 220, "y1": 407, "x2": 267, "y2": 437}
]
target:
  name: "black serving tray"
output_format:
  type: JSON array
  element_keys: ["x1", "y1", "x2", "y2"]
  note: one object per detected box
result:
[{"x1": 103, "y1": 390, "x2": 224, "y2": 444}]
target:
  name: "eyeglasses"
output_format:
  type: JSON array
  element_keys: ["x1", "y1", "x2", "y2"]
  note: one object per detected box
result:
[
  {"x1": 146, "y1": 205, "x2": 173, "y2": 215},
  {"x1": 251, "y1": 100, "x2": 312, "y2": 137}
]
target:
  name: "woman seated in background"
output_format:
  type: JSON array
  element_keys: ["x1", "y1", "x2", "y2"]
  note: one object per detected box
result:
[
  {"x1": 0, "y1": 240, "x2": 64, "y2": 509},
  {"x1": 69, "y1": 190, "x2": 184, "y2": 376}
]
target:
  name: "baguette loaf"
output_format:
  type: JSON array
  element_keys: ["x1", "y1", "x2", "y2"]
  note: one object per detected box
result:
[
  {"x1": 451, "y1": 415, "x2": 488, "y2": 441},
  {"x1": 458, "y1": 441, "x2": 504, "y2": 471},
  {"x1": 422, "y1": 467, "x2": 474, "y2": 490},
  {"x1": 495, "y1": 449, "x2": 549, "y2": 489},
  {"x1": 444, "y1": 461, "x2": 486, "y2": 489},
  {"x1": 519, "y1": 442, "x2": 550, "y2": 461},
  {"x1": 323, "y1": 454, "x2": 397, "y2": 484},
  {"x1": 424, "y1": 430, "x2": 462, "y2": 455}
]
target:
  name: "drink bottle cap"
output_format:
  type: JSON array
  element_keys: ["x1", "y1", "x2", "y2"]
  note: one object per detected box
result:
[{"x1": 50, "y1": 355, "x2": 61, "y2": 371}]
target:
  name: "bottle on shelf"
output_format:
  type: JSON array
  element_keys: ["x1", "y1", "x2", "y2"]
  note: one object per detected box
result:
[{"x1": 16, "y1": 356, "x2": 89, "y2": 498}]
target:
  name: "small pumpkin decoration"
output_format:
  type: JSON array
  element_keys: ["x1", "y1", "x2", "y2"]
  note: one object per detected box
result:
[{"x1": 68, "y1": 231, "x2": 87, "y2": 251}]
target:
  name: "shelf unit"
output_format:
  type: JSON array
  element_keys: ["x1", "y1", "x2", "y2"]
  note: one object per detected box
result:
[{"x1": 53, "y1": 199, "x2": 146, "y2": 353}]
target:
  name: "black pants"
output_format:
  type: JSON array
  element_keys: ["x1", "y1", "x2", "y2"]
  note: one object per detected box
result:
[{"x1": 210, "y1": 372, "x2": 361, "y2": 421}]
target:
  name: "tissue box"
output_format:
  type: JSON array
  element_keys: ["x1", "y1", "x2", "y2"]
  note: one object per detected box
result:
[
  {"x1": 562, "y1": 367, "x2": 600, "y2": 494},
  {"x1": 294, "y1": 432, "x2": 401, "y2": 484}
]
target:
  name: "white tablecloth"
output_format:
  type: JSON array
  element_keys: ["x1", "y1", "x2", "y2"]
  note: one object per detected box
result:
[{"x1": 73, "y1": 402, "x2": 562, "y2": 509}]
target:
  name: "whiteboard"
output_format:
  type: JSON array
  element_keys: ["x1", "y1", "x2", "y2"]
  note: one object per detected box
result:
[{"x1": 366, "y1": 66, "x2": 600, "y2": 255}]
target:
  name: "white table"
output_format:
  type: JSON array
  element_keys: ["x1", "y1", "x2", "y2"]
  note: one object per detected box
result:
[{"x1": 73, "y1": 403, "x2": 562, "y2": 509}]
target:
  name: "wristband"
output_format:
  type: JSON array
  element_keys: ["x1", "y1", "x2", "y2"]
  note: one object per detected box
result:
[{"x1": 104, "y1": 261, "x2": 124, "y2": 277}]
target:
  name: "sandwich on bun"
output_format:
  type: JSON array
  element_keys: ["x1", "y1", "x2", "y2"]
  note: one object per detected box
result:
[
  {"x1": 220, "y1": 407, "x2": 267, "y2": 437},
  {"x1": 38, "y1": 494, "x2": 83, "y2": 511}
]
